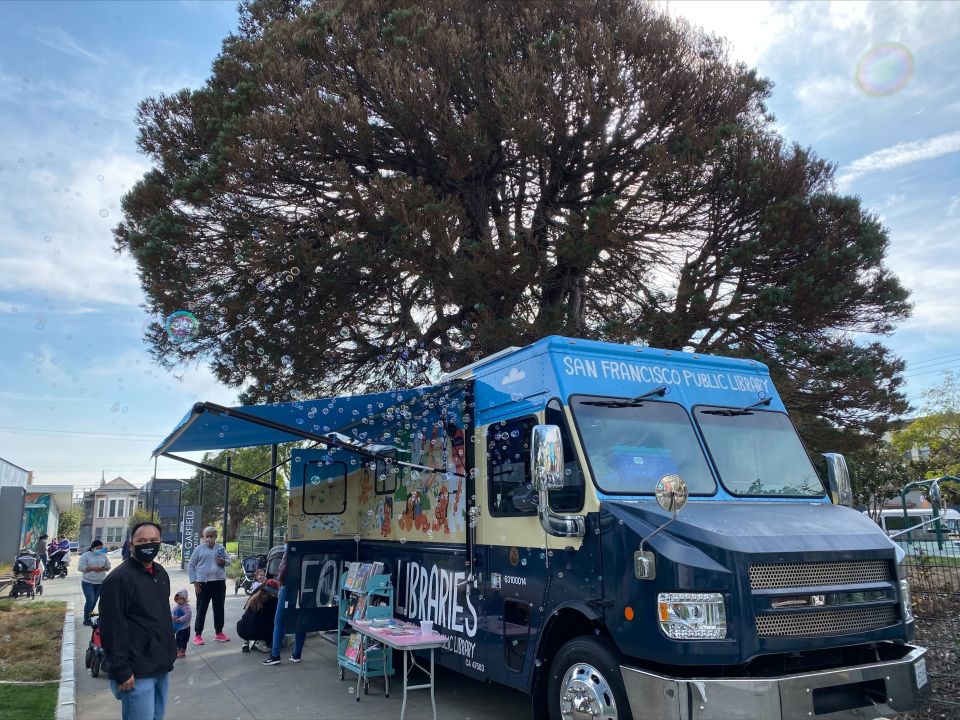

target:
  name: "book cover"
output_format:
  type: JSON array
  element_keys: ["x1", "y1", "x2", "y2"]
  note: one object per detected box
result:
[{"x1": 344, "y1": 562, "x2": 360, "y2": 590}]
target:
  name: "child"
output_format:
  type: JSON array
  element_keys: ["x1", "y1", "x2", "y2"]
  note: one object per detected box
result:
[{"x1": 171, "y1": 588, "x2": 192, "y2": 659}]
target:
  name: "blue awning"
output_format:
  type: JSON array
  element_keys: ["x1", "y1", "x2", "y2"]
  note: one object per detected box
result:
[{"x1": 153, "y1": 383, "x2": 463, "y2": 457}]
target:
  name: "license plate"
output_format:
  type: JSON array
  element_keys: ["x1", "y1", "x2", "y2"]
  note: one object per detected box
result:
[{"x1": 914, "y1": 658, "x2": 928, "y2": 689}]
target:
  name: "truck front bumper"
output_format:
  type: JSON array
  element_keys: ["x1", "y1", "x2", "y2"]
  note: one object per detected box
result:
[{"x1": 621, "y1": 643, "x2": 929, "y2": 720}]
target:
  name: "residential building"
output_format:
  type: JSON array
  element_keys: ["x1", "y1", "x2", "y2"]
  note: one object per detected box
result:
[
  {"x1": 87, "y1": 476, "x2": 141, "y2": 549},
  {"x1": 141, "y1": 478, "x2": 186, "y2": 543},
  {"x1": 0, "y1": 457, "x2": 30, "y2": 488}
]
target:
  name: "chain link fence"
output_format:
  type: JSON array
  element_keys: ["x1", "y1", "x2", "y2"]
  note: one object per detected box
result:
[
  {"x1": 894, "y1": 526, "x2": 960, "y2": 718},
  {"x1": 236, "y1": 528, "x2": 285, "y2": 559}
]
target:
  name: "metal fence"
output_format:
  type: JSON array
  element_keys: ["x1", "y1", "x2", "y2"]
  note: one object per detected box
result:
[
  {"x1": 235, "y1": 528, "x2": 285, "y2": 560},
  {"x1": 894, "y1": 528, "x2": 960, "y2": 718}
]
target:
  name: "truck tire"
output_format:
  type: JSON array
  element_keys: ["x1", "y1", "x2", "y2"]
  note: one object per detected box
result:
[{"x1": 547, "y1": 637, "x2": 630, "y2": 720}]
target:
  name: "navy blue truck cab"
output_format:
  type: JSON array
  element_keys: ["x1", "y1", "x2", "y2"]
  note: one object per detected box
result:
[{"x1": 155, "y1": 336, "x2": 928, "y2": 720}]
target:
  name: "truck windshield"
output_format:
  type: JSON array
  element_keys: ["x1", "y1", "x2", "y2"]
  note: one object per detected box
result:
[
  {"x1": 571, "y1": 396, "x2": 716, "y2": 495},
  {"x1": 694, "y1": 407, "x2": 824, "y2": 497}
]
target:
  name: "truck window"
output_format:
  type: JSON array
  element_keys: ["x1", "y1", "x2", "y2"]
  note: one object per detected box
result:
[
  {"x1": 694, "y1": 407, "x2": 824, "y2": 497},
  {"x1": 303, "y1": 460, "x2": 347, "y2": 514},
  {"x1": 545, "y1": 400, "x2": 584, "y2": 512},
  {"x1": 374, "y1": 458, "x2": 397, "y2": 495},
  {"x1": 488, "y1": 417, "x2": 537, "y2": 516},
  {"x1": 571, "y1": 396, "x2": 716, "y2": 495}
]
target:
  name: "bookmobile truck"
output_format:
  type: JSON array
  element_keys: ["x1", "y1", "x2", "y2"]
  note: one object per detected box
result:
[{"x1": 155, "y1": 336, "x2": 928, "y2": 720}]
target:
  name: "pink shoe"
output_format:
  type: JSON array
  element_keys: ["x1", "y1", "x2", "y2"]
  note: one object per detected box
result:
[
  {"x1": 214, "y1": 632, "x2": 230, "y2": 642},
  {"x1": 193, "y1": 635, "x2": 204, "y2": 646}
]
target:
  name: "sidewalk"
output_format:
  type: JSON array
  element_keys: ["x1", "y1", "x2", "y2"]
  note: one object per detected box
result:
[{"x1": 42, "y1": 561, "x2": 529, "y2": 720}]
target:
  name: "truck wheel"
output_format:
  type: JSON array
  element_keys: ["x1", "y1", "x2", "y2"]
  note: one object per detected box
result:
[{"x1": 547, "y1": 637, "x2": 629, "y2": 720}]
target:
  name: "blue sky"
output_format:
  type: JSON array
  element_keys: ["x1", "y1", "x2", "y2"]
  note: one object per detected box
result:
[{"x1": 0, "y1": 1, "x2": 958, "y2": 491}]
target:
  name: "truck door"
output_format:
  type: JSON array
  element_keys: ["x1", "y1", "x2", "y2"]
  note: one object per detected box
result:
[
  {"x1": 479, "y1": 408, "x2": 588, "y2": 689},
  {"x1": 285, "y1": 447, "x2": 360, "y2": 633}
]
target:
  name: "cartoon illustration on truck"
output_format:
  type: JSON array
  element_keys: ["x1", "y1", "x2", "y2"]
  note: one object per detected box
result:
[{"x1": 156, "y1": 336, "x2": 929, "y2": 719}]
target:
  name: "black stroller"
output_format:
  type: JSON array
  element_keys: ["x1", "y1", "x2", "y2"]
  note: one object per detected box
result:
[
  {"x1": 235, "y1": 554, "x2": 267, "y2": 595},
  {"x1": 11, "y1": 551, "x2": 43, "y2": 598},
  {"x1": 45, "y1": 547, "x2": 69, "y2": 579}
]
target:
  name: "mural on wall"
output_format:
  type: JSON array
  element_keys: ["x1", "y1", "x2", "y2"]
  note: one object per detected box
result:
[
  {"x1": 21, "y1": 493, "x2": 51, "y2": 549},
  {"x1": 288, "y1": 386, "x2": 469, "y2": 543}
]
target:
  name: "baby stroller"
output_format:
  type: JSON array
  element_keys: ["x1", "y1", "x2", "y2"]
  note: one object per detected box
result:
[
  {"x1": 235, "y1": 554, "x2": 267, "y2": 595},
  {"x1": 11, "y1": 551, "x2": 43, "y2": 599},
  {"x1": 45, "y1": 547, "x2": 69, "y2": 579},
  {"x1": 84, "y1": 615, "x2": 109, "y2": 678}
]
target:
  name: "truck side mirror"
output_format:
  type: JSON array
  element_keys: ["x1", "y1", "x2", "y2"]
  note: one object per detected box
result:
[
  {"x1": 530, "y1": 424, "x2": 584, "y2": 538},
  {"x1": 532, "y1": 425, "x2": 564, "y2": 490},
  {"x1": 822, "y1": 453, "x2": 853, "y2": 507}
]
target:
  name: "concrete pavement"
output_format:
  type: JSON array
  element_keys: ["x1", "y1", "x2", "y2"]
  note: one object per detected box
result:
[{"x1": 41, "y1": 558, "x2": 530, "y2": 720}]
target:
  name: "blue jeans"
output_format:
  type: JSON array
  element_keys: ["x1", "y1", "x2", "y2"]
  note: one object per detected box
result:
[
  {"x1": 271, "y1": 584, "x2": 306, "y2": 658},
  {"x1": 81, "y1": 581, "x2": 102, "y2": 621},
  {"x1": 110, "y1": 673, "x2": 169, "y2": 720}
]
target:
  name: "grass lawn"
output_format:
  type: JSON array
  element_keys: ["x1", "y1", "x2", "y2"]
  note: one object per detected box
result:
[
  {"x1": 225, "y1": 541, "x2": 238, "y2": 554},
  {"x1": 0, "y1": 600, "x2": 65, "y2": 682},
  {"x1": 0, "y1": 683, "x2": 58, "y2": 720}
]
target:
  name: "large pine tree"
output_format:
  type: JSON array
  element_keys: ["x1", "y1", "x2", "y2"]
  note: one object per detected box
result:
[{"x1": 116, "y1": 0, "x2": 910, "y2": 453}]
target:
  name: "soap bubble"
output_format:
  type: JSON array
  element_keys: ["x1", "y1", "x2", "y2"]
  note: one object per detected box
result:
[
  {"x1": 165, "y1": 310, "x2": 199, "y2": 343},
  {"x1": 856, "y1": 42, "x2": 914, "y2": 96}
]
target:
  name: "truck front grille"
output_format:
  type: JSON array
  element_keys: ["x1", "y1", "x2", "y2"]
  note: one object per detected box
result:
[
  {"x1": 756, "y1": 605, "x2": 897, "y2": 637},
  {"x1": 749, "y1": 561, "x2": 890, "y2": 590}
]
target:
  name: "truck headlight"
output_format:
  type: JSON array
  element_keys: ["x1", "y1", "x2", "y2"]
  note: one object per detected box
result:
[
  {"x1": 657, "y1": 592, "x2": 727, "y2": 640},
  {"x1": 900, "y1": 579, "x2": 914, "y2": 623}
]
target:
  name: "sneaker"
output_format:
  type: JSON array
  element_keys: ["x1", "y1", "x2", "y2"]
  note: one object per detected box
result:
[
  {"x1": 289, "y1": 655, "x2": 301, "y2": 663},
  {"x1": 214, "y1": 632, "x2": 230, "y2": 642},
  {"x1": 241, "y1": 641, "x2": 250, "y2": 653},
  {"x1": 82, "y1": 619, "x2": 92, "y2": 627},
  {"x1": 193, "y1": 635, "x2": 204, "y2": 646},
  {"x1": 176, "y1": 649, "x2": 186, "y2": 659},
  {"x1": 251, "y1": 641, "x2": 268, "y2": 653},
  {"x1": 262, "y1": 656, "x2": 281, "y2": 666}
]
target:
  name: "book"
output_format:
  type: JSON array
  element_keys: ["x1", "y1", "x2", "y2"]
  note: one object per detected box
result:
[
  {"x1": 344, "y1": 562, "x2": 360, "y2": 590},
  {"x1": 345, "y1": 632, "x2": 362, "y2": 661},
  {"x1": 353, "y1": 595, "x2": 368, "y2": 620}
]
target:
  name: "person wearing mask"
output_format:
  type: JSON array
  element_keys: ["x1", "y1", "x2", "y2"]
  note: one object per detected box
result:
[
  {"x1": 170, "y1": 589, "x2": 192, "y2": 659},
  {"x1": 98, "y1": 521, "x2": 177, "y2": 720},
  {"x1": 237, "y1": 580, "x2": 280, "y2": 653},
  {"x1": 187, "y1": 526, "x2": 230, "y2": 645},
  {"x1": 35, "y1": 534, "x2": 48, "y2": 574},
  {"x1": 58, "y1": 536, "x2": 71, "y2": 554},
  {"x1": 262, "y1": 543, "x2": 307, "y2": 666},
  {"x1": 78, "y1": 540, "x2": 112, "y2": 626}
]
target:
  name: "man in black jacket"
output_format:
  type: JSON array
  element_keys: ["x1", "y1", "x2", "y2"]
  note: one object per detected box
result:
[{"x1": 99, "y1": 521, "x2": 177, "y2": 720}]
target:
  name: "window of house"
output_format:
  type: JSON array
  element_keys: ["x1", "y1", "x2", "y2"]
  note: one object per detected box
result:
[
  {"x1": 488, "y1": 416, "x2": 537, "y2": 516},
  {"x1": 108, "y1": 499, "x2": 118, "y2": 517},
  {"x1": 97, "y1": 499, "x2": 105, "y2": 518}
]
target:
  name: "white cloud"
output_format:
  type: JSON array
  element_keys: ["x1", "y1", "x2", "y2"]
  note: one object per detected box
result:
[
  {"x1": 663, "y1": 1, "x2": 790, "y2": 66},
  {"x1": 837, "y1": 131, "x2": 960, "y2": 186}
]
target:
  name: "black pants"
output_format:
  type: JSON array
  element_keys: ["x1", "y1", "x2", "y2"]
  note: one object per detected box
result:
[
  {"x1": 194, "y1": 580, "x2": 226, "y2": 635},
  {"x1": 175, "y1": 628, "x2": 190, "y2": 650}
]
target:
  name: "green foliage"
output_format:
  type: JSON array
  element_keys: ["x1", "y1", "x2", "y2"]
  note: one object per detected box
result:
[
  {"x1": 848, "y1": 443, "x2": 912, "y2": 522},
  {"x1": 55, "y1": 508, "x2": 83, "y2": 541},
  {"x1": 127, "y1": 508, "x2": 158, "y2": 535},
  {"x1": 180, "y1": 444, "x2": 291, "y2": 542},
  {"x1": 893, "y1": 371, "x2": 960, "y2": 478},
  {"x1": 116, "y1": 0, "x2": 910, "y2": 456}
]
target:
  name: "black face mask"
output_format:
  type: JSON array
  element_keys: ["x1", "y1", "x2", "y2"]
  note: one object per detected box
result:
[{"x1": 133, "y1": 542, "x2": 161, "y2": 564}]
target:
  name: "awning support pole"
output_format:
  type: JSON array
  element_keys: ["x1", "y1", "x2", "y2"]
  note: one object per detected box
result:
[
  {"x1": 223, "y1": 455, "x2": 231, "y2": 542},
  {"x1": 269, "y1": 444, "x2": 278, "y2": 549},
  {"x1": 161, "y1": 452, "x2": 278, "y2": 492}
]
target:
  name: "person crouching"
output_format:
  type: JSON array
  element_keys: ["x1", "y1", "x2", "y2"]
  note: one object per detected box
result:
[{"x1": 237, "y1": 580, "x2": 280, "y2": 653}]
